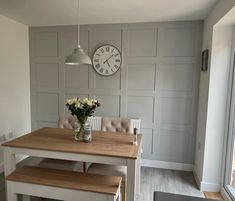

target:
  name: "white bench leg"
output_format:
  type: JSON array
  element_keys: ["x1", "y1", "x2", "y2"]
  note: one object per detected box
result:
[{"x1": 22, "y1": 195, "x2": 31, "y2": 201}]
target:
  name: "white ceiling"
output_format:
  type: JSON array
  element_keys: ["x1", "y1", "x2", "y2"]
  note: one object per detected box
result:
[{"x1": 0, "y1": 0, "x2": 219, "y2": 26}]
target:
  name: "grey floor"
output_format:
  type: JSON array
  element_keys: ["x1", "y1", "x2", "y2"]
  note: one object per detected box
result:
[
  {"x1": 0, "y1": 159, "x2": 204, "y2": 201},
  {"x1": 138, "y1": 167, "x2": 204, "y2": 201}
]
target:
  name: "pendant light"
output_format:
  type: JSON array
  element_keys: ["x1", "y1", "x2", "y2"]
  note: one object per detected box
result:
[{"x1": 65, "y1": 0, "x2": 92, "y2": 65}]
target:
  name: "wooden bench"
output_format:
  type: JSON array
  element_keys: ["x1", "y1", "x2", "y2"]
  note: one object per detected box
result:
[{"x1": 6, "y1": 166, "x2": 122, "y2": 201}]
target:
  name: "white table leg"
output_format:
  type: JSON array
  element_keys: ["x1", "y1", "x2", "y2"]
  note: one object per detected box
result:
[
  {"x1": 117, "y1": 188, "x2": 121, "y2": 201},
  {"x1": 3, "y1": 147, "x2": 16, "y2": 176},
  {"x1": 126, "y1": 159, "x2": 136, "y2": 201},
  {"x1": 4, "y1": 148, "x2": 17, "y2": 201},
  {"x1": 6, "y1": 182, "x2": 17, "y2": 201},
  {"x1": 136, "y1": 148, "x2": 141, "y2": 195}
]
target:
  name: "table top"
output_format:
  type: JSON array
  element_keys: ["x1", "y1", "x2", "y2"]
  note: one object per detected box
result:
[
  {"x1": 2, "y1": 127, "x2": 142, "y2": 159},
  {"x1": 154, "y1": 191, "x2": 219, "y2": 201}
]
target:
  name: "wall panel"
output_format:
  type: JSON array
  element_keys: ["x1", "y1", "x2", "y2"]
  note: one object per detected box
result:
[
  {"x1": 161, "y1": 28, "x2": 195, "y2": 57},
  {"x1": 128, "y1": 29, "x2": 157, "y2": 57},
  {"x1": 35, "y1": 63, "x2": 59, "y2": 88},
  {"x1": 34, "y1": 32, "x2": 58, "y2": 57},
  {"x1": 30, "y1": 21, "x2": 202, "y2": 164},
  {"x1": 127, "y1": 96, "x2": 155, "y2": 123},
  {"x1": 127, "y1": 64, "x2": 156, "y2": 90},
  {"x1": 94, "y1": 95, "x2": 120, "y2": 117},
  {"x1": 64, "y1": 65, "x2": 89, "y2": 89}
]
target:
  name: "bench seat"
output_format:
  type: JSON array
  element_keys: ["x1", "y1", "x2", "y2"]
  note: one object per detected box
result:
[{"x1": 6, "y1": 166, "x2": 122, "y2": 201}]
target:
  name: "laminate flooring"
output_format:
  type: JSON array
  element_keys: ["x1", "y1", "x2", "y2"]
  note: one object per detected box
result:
[
  {"x1": 0, "y1": 158, "x2": 204, "y2": 201},
  {"x1": 137, "y1": 167, "x2": 204, "y2": 201}
]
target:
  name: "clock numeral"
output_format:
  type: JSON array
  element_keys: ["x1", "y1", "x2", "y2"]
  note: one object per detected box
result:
[
  {"x1": 111, "y1": 49, "x2": 115, "y2": 53},
  {"x1": 115, "y1": 53, "x2": 119, "y2": 57},
  {"x1": 95, "y1": 64, "x2": 100, "y2": 69},
  {"x1": 114, "y1": 65, "x2": 119, "y2": 69},
  {"x1": 111, "y1": 69, "x2": 115, "y2": 72},
  {"x1": 106, "y1": 47, "x2": 110, "y2": 52},
  {"x1": 99, "y1": 68, "x2": 104, "y2": 73},
  {"x1": 94, "y1": 59, "x2": 99, "y2": 62},
  {"x1": 96, "y1": 53, "x2": 100, "y2": 57},
  {"x1": 105, "y1": 69, "x2": 109, "y2": 74},
  {"x1": 115, "y1": 59, "x2": 120, "y2": 62},
  {"x1": 100, "y1": 48, "x2": 104, "y2": 53}
]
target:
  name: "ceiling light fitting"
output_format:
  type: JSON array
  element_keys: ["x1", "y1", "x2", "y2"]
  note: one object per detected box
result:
[{"x1": 65, "y1": 0, "x2": 91, "y2": 65}]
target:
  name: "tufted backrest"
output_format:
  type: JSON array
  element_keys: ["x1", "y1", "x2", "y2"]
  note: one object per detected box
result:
[
  {"x1": 58, "y1": 116, "x2": 77, "y2": 129},
  {"x1": 101, "y1": 117, "x2": 133, "y2": 133}
]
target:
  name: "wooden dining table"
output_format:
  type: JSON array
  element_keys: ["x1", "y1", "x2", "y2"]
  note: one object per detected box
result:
[{"x1": 2, "y1": 127, "x2": 142, "y2": 201}]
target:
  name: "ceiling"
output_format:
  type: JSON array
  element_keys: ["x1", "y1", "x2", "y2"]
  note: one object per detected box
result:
[{"x1": 0, "y1": 0, "x2": 219, "y2": 26}]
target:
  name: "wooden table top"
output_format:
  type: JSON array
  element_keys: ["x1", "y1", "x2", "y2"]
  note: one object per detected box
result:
[
  {"x1": 7, "y1": 166, "x2": 122, "y2": 195},
  {"x1": 2, "y1": 127, "x2": 142, "y2": 159}
]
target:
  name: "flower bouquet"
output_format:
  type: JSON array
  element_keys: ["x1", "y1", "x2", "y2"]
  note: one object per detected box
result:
[{"x1": 66, "y1": 97, "x2": 100, "y2": 140}]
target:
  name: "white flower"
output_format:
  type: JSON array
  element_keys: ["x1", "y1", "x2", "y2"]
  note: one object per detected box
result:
[
  {"x1": 83, "y1": 98, "x2": 88, "y2": 103},
  {"x1": 66, "y1": 97, "x2": 81, "y2": 106},
  {"x1": 92, "y1": 99, "x2": 97, "y2": 103},
  {"x1": 83, "y1": 97, "x2": 95, "y2": 106},
  {"x1": 66, "y1": 98, "x2": 74, "y2": 105},
  {"x1": 75, "y1": 101, "x2": 81, "y2": 108},
  {"x1": 87, "y1": 100, "x2": 93, "y2": 106},
  {"x1": 72, "y1": 98, "x2": 78, "y2": 103}
]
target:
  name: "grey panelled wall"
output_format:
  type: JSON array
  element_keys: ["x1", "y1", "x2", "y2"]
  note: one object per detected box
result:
[{"x1": 29, "y1": 21, "x2": 202, "y2": 164}]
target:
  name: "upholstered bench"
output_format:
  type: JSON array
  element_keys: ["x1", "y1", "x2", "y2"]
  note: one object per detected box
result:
[{"x1": 6, "y1": 166, "x2": 122, "y2": 201}]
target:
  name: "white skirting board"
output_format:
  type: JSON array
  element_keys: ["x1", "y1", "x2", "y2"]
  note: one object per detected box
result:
[
  {"x1": 141, "y1": 159, "x2": 194, "y2": 171},
  {"x1": 193, "y1": 170, "x2": 221, "y2": 192},
  {"x1": 200, "y1": 181, "x2": 220, "y2": 192}
]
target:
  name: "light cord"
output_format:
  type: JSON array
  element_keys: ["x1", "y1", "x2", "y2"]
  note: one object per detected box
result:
[{"x1": 77, "y1": 0, "x2": 80, "y2": 46}]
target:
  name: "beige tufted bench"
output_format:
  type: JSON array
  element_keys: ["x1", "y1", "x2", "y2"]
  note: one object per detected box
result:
[
  {"x1": 101, "y1": 117, "x2": 133, "y2": 133},
  {"x1": 58, "y1": 115, "x2": 78, "y2": 129},
  {"x1": 88, "y1": 116, "x2": 138, "y2": 201}
]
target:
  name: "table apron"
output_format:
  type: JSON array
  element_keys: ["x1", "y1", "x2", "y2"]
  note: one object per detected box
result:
[{"x1": 5, "y1": 147, "x2": 130, "y2": 166}]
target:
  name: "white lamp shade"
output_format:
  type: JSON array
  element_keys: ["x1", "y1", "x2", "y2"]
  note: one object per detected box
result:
[{"x1": 65, "y1": 45, "x2": 92, "y2": 65}]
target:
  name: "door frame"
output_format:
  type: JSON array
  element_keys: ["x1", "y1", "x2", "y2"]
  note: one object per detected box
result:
[{"x1": 222, "y1": 26, "x2": 235, "y2": 200}]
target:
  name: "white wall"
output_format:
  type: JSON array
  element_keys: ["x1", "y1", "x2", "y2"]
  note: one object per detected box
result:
[
  {"x1": 0, "y1": 15, "x2": 30, "y2": 168},
  {"x1": 194, "y1": 0, "x2": 235, "y2": 192}
]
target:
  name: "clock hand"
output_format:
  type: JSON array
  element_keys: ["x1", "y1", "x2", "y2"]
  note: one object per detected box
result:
[
  {"x1": 103, "y1": 55, "x2": 113, "y2": 67},
  {"x1": 106, "y1": 60, "x2": 110, "y2": 67},
  {"x1": 106, "y1": 54, "x2": 114, "y2": 61},
  {"x1": 104, "y1": 55, "x2": 114, "y2": 64},
  {"x1": 103, "y1": 60, "x2": 110, "y2": 67}
]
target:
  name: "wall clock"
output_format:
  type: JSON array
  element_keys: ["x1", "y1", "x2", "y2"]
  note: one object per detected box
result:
[{"x1": 92, "y1": 44, "x2": 122, "y2": 76}]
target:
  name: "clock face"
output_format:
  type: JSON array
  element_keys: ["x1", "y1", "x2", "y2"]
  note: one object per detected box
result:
[{"x1": 92, "y1": 45, "x2": 122, "y2": 76}]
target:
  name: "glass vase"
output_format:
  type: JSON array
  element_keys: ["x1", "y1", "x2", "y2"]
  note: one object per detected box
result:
[
  {"x1": 74, "y1": 117, "x2": 88, "y2": 141},
  {"x1": 83, "y1": 121, "x2": 92, "y2": 143},
  {"x1": 74, "y1": 122, "x2": 85, "y2": 141}
]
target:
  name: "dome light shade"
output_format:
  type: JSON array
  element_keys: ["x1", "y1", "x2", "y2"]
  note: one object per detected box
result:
[
  {"x1": 65, "y1": 0, "x2": 92, "y2": 66},
  {"x1": 65, "y1": 45, "x2": 92, "y2": 65}
]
